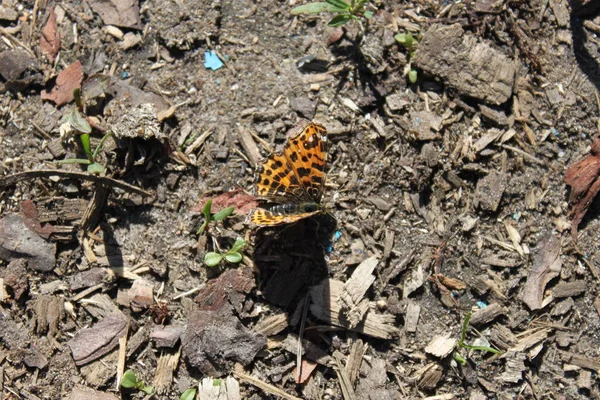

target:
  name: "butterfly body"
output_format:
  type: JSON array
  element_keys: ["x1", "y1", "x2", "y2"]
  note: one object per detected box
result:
[{"x1": 251, "y1": 122, "x2": 329, "y2": 227}]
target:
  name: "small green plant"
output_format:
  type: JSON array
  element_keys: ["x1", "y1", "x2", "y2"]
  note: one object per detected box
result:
[
  {"x1": 58, "y1": 88, "x2": 111, "y2": 174},
  {"x1": 196, "y1": 199, "x2": 235, "y2": 235},
  {"x1": 120, "y1": 370, "x2": 153, "y2": 395},
  {"x1": 291, "y1": 0, "x2": 373, "y2": 27},
  {"x1": 453, "y1": 311, "x2": 502, "y2": 365},
  {"x1": 180, "y1": 387, "x2": 197, "y2": 400},
  {"x1": 204, "y1": 237, "x2": 246, "y2": 267},
  {"x1": 394, "y1": 32, "x2": 419, "y2": 83}
]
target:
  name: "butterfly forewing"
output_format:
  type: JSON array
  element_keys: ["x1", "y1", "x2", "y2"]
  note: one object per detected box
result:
[{"x1": 283, "y1": 122, "x2": 327, "y2": 202}]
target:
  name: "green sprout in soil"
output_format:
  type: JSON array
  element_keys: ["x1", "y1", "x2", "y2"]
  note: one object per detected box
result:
[
  {"x1": 453, "y1": 311, "x2": 502, "y2": 365},
  {"x1": 394, "y1": 32, "x2": 419, "y2": 83},
  {"x1": 180, "y1": 387, "x2": 196, "y2": 400},
  {"x1": 204, "y1": 237, "x2": 246, "y2": 267},
  {"x1": 120, "y1": 370, "x2": 153, "y2": 395},
  {"x1": 196, "y1": 199, "x2": 235, "y2": 235},
  {"x1": 58, "y1": 88, "x2": 111, "y2": 174},
  {"x1": 291, "y1": 0, "x2": 373, "y2": 27}
]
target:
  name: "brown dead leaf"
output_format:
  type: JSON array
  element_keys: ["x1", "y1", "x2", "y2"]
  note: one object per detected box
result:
[
  {"x1": 293, "y1": 359, "x2": 318, "y2": 384},
  {"x1": 40, "y1": 8, "x2": 60, "y2": 62},
  {"x1": 520, "y1": 233, "x2": 562, "y2": 310},
  {"x1": 565, "y1": 137, "x2": 600, "y2": 239},
  {"x1": 41, "y1": 60, "x2": 84, "y2": 106},
  {"x1": 88, "y1": 0, "x2": 142, "y2": 30},
  {"x1": 194, "y1": 189, "x2": 258, "y2": 215}
]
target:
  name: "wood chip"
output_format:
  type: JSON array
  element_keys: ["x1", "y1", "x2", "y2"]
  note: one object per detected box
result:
[
  {"x1": 333, "y1": 351, "x2": 356, "y2": 400},
  {"x1": 425, "y1": 334, "x2": 457, "y2": 358},
  {"x1": 405, "y1": 301, "x2": 421, "y2": 333},
  {"x1": 339, "y1": 256, "x2": 378, "y2": 327},
  {"x1": 521, "y1": 233, "x2": 562, "y2": 310},
  {"x1": 346, "y1": 339, "x2": 366, "y2": 385},
  {"x1": 310, "y1": 279, "x2": 399, "y2": 339},
  {"x1": 237, "y1": 126, "x2": 261, "y2": 168},
  {"x1": 559, "y1": 350, "x2": 600, "y2": 372},
  {"x1": 153, "y1": 349, "x2": 181, "y2": 394},
  {"x1": 469, "y1": 303, "x2": 508, "y2": 326},
  {"x1": 197, "y1": 376, "x2": 241, "y2": 400},
  {"x1": 254, "y1": 313, "x2": 289, "y2": 336},
  {"x1": 551, "y1": 280, "x2": 587, "y2": 298},
  {"x1": 233, "y1": 365, "x2": 302, "y2": 400}
]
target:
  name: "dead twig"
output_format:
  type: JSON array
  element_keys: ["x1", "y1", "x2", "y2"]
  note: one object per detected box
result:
[{"x1": 1, "y1": 169, "x2": 153, "y2": 198}]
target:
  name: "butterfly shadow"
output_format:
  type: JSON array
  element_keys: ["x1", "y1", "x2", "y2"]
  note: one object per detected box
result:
[{"x1": 251, "y1": 214, "x2": 337, "y2": 311}]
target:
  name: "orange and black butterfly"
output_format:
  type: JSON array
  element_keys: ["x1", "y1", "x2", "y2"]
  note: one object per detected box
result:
[{"x1": 250, "y1": 122, "x2": 328, "y2": 226}]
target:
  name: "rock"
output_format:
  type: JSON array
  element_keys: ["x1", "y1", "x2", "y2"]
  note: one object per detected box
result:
[
  {"x1": 182, "y1": 305, "x2": 266, "y2": 376},
  {"x1": 290, "y1": 97, "x2": 317, "y2": 119},
  {"x1": 66, "y1": 386, "x2": 119, "y2": 400},
  {"x1": 474, "y1": 171, "x2": 508, "y2": 212},
  {"x1": 151, "y1": 325, "x2": 184, "y2": 348},
  {"x1": 413, "y1": 24, "x2": 515, "y2": 105},
  {"x1": 69, "y1": 268, "x2": 115, "y2": 291},
  {"x1": 0, "y1": 214, "x2": 56, "y2": 272},
  {"x1": 67, "y1": 313, "x2": 128, "y2": 366},
  {"x1": 386, "y1": 93, "x2": 409, "y2": 111}
]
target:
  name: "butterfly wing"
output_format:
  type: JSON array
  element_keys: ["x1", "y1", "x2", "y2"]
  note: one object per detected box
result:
[
  {"x1": 255, "y1": 152, "x2": 309, "y2": 202},
  {"x1": 250, "y1": 208, "x2": 320, "y2": 226},
  {"x1": 283, "y1": 122, "x2": 328, "y2": 202}
]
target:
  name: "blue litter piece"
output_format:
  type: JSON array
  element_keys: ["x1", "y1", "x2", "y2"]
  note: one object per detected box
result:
[
  {"x1": 121, "y1": 71, "x2": 130, "y2": 79},
  {"x1": 204, "y1": 51, "x2": 224, "y2": 71},
  {"x1": 333, "y1": 230, "x2": 342, "y2": 241},
  {"x1": 477, "y1": 301, "x2": 488, "y2": 309}
]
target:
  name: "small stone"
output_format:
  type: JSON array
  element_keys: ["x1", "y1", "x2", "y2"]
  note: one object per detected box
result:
[
  {"x1": 290, "y1": 97, "x2": 316, "y2": 119},
  {"x1": 0, "y1": 5, "x2": 18, "y2": 21},
  {"x1": 150, "y1": 325, "x2": 184, "y2": 348},
  {"x1": 386, "y1": 93, "x2": 409, "y2": 111}
]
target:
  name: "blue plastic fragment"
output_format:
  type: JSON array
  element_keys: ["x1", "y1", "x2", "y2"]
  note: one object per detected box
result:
[
  {"x1": 333, "y1": 230, "x2": 342, "y2": 241},
  {"x1": 477, "y1": 301, "x2": 488, "y2": 309},
  {"x1": 121, "y1": 71, "x2": 130, "y2": 79},
  {"x1": 204, "y1": 51, "x2": 224, "y2": 71}
]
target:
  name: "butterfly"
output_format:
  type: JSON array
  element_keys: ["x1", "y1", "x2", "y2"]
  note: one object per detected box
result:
[{"x1": 250, "y1": 122, "x2": 328, "y2": 226}]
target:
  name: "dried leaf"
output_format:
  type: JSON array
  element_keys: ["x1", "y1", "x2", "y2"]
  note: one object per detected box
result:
[
  {"x1": 41, "y1": 61, "x2": 84, "y2": 106},
  {"x1": 40, "y1": 9, "x2": 60, "y2": 62},
  {"x1": 520, "y1": 234, "x2": 562, "y2": 310},
  {"x1": 565, "y1": 137, "x2": 600, "y2": 239}
]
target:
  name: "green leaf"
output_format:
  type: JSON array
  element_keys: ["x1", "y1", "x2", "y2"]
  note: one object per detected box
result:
[
  {"x1": 326, "y1": 0, "x2": 350, "y2": 10},
  {"x1": 87, "y1": 162, "x2": 106, "y2": 174},
  {"x1": 204, "y1": 252, "x2": 223, "y2": 267},
  {"x1": 92, "y1": 132, "x2": 112, "y2": 160},
  {"x1": 180, "y1": 388, "x2": 197, "y2": 400},
  {"x1": 328, "y1": 13, "x2": 351, "y2": 27},
  {"x1": 291, "y1": 2, "x2": 346, "y2": 15},
  {"x1": 213, "y1": 206, "x2": 234, "y2": 221},
  {"x1": 196, "y1": 221, "x2": 208, "y2": 235},
  {"x1": 224, "y1": 252, "x2": 242, "y2": 264},
  {"x1": 121, "y1": 370, "x2": 139, "y2": 388},
  {"x1": 395, "y1": 33, "x2": 415, "y2": 49},
  {"x1": 229, "y1": 237, "x2": 246, "y2": 253},
  {"x1": 202, "y1": 200, "x2": 213, "y2": 221},
  {"x1": 80, "y1": 133, "x2": 93, "y2": 159},
  {"x1": 363, "y1": 10, "x2": 373, "y2": 18},
  {"x1": 453, "y1": 352, "x2": 467, "y2": 365},
  {"x1": 56, "y1": 158, "x2": 91, "y2": 165},
  {"x1": 65, "y1": 108, "x2": 92, "y2": 134},
  {"x1": 141, "y1": 385, "x2": 154, "y2": 395},
  {"x1": 408, "y1": 69, "x2": 418, "y2": 84},
  {"x1": 212, "y1": 379, "x2": 222, "y2": 386}
]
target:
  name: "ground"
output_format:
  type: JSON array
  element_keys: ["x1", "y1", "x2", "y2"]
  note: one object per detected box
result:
[{"x1": 1, "y1": 0, "x2": 600, "y2": 399}]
